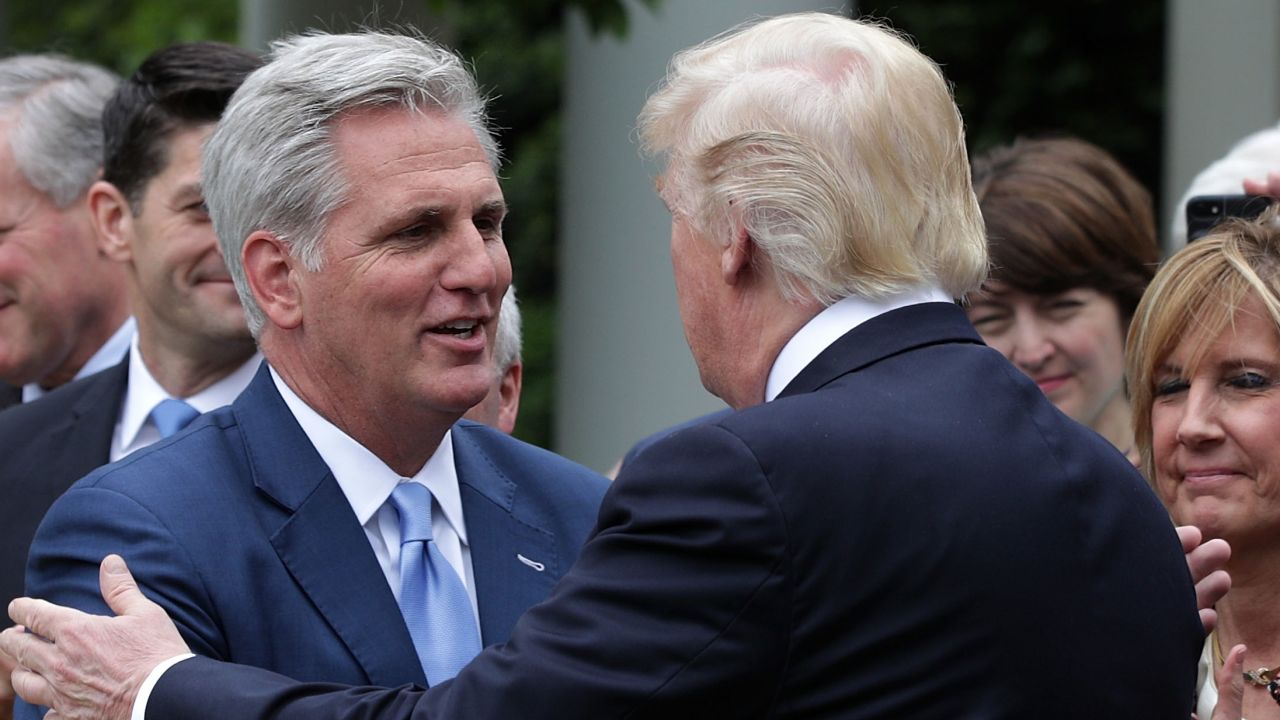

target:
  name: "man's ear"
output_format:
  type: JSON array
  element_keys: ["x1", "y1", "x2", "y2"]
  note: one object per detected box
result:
[
  {"x1": 496, "y1": 360, "x2": 523, "y2": 435},
  {"x1": 721, "y1": 222, "x2": 754, "y2": 286},
  {"x1": 242, "y1": 231, "x2": 303, "y2": 330},
  {"x1": 87, "y1": 180, "x2": 133, "y2": 263}
]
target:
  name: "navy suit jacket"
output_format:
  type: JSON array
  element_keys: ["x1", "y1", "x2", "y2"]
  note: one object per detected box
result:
[
  {"x1": 22, "y1": 364, "x2": 608, "y2": 717},
  {"x1": 0, "y1": 358, "x2": 127, "y2": 606},
  {"x1": 150, "y1": 303, "x2": 1203, "y2": 718},
  {"x1": 0, "y1": 381, "x2": 20, "y2": 410}
]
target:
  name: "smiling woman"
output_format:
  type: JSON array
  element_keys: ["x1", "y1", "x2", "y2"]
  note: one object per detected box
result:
[
  {"x1": 964, "y1": 137, "x2": 1159, "y2": 462},
  {"x1": 1128, "y1": 207, "x2": 1280, "y2": 719}
]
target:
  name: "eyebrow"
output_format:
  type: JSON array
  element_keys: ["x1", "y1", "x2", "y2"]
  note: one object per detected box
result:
[
  {"x1": 476, "y1": 199, "x2": 508, "y2": 217},
  {"x1": 170, "y1": 182, "x2": 203, "y2": 205}
]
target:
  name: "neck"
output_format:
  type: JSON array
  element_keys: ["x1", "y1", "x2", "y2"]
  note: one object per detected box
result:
[
  {"x1": 719, "y1": 295, "x2": 822, "y2": 410},
  {"x1": 136, "y1": 331, "x2": 256, "y2": 398},
  {"x1": 1216, "y1": 550, "x2": 1280, "y2": 663},
  {"x1": 42, "y1": 301, "x2": 131, "y2": 390},
  {"x1": 265, "y1": 339, "x2": 454, "y2": 477}
]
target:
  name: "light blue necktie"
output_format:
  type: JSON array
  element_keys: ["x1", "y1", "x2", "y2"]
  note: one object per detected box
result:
[
  {"x1": 150, "y1": 399, "x2": 200, "y2": 439},
  {"x1": 389, "y1": 482, "x2": 481, "y2": 685}
]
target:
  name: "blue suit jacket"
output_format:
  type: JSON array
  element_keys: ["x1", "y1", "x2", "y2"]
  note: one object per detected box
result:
[
  {"x1": 21, "y1": 364, "x2": 607, "y2": 715},
  {"x1": 146, "y1": 303, "x2": 1203, "y2": 719},
  {"x1": 0, "y1": 357, "x2": 127, "y2": 607}
]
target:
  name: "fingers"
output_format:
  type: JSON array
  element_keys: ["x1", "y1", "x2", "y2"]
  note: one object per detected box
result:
[
  {"x1": 1177, "y1": 525, "x2": 1202, "y2": 554},
  {"x1": 1187, "y1": 537, "x2": 1231, "y2": 585},
  {"x1": 1211, "y1": 644, "x2": 1246, "y2": 720},
  {"x1": 7, "y1": 598, "x2": 87, "y2": 644},
  {"x1": 9, "y1": 665, "x2": 54, "y2": 710},
  {"x1": 98, "y1": 555, "x2": 150, "y2": 618},
  {"x1": 0, "y1": 627, "x2": 58, "y2": 683},
  {"x1": 1242, "y1": 172, "x2": 1280, "y2": 198},
  {"x1": 1199, "y1": 608, "x2": 1218, "y2": 636}
]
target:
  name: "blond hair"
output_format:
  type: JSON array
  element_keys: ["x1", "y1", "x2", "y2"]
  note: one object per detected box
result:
[
  {"x1": 637, "y1": 12, "x2": 987, "y2": 303},
  {"x1": 1127, "y1": 207, "x2": 1280, "y2": 480}
]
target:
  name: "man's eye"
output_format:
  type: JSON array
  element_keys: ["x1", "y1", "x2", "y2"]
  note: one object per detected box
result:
[
  {"x1": 474, "y1": 214, "x2": 503, "y2": 236},
  {"x1": 394, "y1": 223, "x2": 435, "y2": 241}
]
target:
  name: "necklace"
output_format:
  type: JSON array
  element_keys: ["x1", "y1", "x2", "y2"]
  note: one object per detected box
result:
[{"x1": 1213, "y1": 630, "x2": 1280, "y2": 705}]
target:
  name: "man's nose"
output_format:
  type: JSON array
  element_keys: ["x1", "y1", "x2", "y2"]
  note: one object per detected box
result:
[{"x1": 441, "y1": 226, "x2": 502, "y2": 294}]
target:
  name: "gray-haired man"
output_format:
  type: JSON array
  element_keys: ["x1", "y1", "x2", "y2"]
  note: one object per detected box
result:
[{"x1": 0, "y1": 56, "x2": 131, "y2": 409}]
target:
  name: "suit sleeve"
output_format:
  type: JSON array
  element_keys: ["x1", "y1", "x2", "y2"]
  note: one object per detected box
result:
[
  {"x1": 147, "y1": 423, "x2": 792, "y2": 720},
  {"x1": 24, "y1": 485, "x2": 227, "y2": 658}
]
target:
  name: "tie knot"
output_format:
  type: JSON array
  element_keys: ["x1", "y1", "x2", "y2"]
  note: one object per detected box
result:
[
  {"x1": 151, "y1": 398, "x2": 200, "y2": 439},
  {"x1": 389, "y1": 482, "x2": 434, "y2": 544}
]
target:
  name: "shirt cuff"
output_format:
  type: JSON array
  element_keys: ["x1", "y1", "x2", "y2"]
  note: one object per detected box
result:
[{"x1": 130, "y1": 654, "x2": 195, "y2": 720}]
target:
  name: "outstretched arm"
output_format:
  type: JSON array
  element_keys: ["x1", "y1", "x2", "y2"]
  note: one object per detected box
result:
[{"x1": 3, "y1": 555, "x2": 189, "y2": 720}]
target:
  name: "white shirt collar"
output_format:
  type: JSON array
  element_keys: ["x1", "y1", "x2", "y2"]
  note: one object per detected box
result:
[
  {"x1": 268, "y1": 366, "x2": 467, "y2": 546},
  {"x1": 23, "y1": 316, "x2": 136, "y2": 402},
  {"x1": 116, "y1": 335, "x2": 261, "y2": 454},
  {"x1": 764, "y1": 286, "x2": 952, "y2": 402}
]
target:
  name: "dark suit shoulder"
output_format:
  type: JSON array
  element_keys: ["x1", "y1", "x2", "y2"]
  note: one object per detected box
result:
[{"x1": 0, "y1": 364, "x2": 124, "y2": 442}]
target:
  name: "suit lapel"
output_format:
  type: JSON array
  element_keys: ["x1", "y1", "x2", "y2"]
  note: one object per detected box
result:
[
  {"x1": 779, "y1": 302, "x2": 984, "y2": 399},
  {"x1": 234, "y1": 367, "x2": 425, "y2": 687},
  {"x1": 50, "y1": 358, "x2": 128, "y2": 481},
  {"x1": 453, "y1": 428, "x2": 560, "y2": 646}
]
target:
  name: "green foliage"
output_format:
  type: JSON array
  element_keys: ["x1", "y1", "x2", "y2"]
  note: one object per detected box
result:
[
  {"x1": 3, "y1": 0, "x2": 658, "y2": 449},
  {"x1": 859, "y1": 0, "x2": 1165, "y2": 212},
  {"x1": 5, "y1": 0, "x2": 237, "y2": 73},
  {"x1": 429, "y1": 0, "x2": 658, "y2": 448}
]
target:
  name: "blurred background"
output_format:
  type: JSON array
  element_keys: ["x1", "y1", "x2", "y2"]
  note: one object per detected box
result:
[{"x1": 2, "y1": 0, "x2": 1275, "y2": 471}]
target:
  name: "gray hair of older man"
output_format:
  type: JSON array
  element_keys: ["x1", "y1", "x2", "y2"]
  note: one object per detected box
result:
[
  {"x1": 494, "y1": 286, "x2": 522, "y2": 377},
  {"x1": 202, "y1": 31, "x2": 500, "y2": 337},
  {"x1": 0, "y1": 54, "x2": 118, "y2": 207},
  {"x1": 638, "y1": 12, "x2": 987, "y2": 303}
]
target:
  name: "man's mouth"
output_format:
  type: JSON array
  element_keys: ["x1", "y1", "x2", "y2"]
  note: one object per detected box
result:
[{"x1": 431, "y1": 319, "x2": 479, "y2": 340}]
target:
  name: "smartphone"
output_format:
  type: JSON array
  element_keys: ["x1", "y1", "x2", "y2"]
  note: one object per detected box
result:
[{"x1": 1185, "y1": 194, "x2": 1275, "y2": 242}]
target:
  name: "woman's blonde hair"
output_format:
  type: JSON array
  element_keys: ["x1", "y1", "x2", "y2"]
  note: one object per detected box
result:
[{"x1": 1127, "y1": 206, "x2": 1280, "y2": 480}]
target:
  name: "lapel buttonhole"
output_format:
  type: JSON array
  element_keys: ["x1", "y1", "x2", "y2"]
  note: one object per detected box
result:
[{"x1": 516, "y1": 553, "x2": 545, "y2": 572}]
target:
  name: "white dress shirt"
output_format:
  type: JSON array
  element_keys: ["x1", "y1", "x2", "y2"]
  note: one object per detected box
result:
[
  {"x1": 110, "y1": 337, "x2": 262, "y2": 461},
  {"x1": 23, "y1": 316, "x2": 136, "y2": 403},
  {"x1": 270, "y1": 366, "x2": 479, "y2": 618},
  {"x1": 765, "y1": 286, "x2": 952, "y2": 402}
]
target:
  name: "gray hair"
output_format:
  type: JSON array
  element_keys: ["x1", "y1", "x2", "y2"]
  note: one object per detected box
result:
[
  {"x1": 494, "y1": 285, "x2": 523, "y2": 376},
  {"x1": 0, "y1": 54, "x2": 118, "y2": 207},
  {"x1": 203, "y1": 31, "x2": 499, "y2": 337},
  {"x1": 638, "y1": 13, "x2": 987, "y2": 303}
]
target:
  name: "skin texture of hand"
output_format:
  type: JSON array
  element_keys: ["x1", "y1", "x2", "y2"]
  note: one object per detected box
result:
[
  {"x1": 1241, "y1": 172, "x2": 1280, "y2": 199},
  {"x1": 1, "y1": 555, "x2": 189, "y2": 720},
  {"x1": 0, "y1": 640, "x2": 14, "y2": 720},
  {"x1": 1178, "y1": 525, "x2": 1232, "y2": 635},
  {"x1": 1209, "y1": 643, "x2": 1247, "y2": 720}
]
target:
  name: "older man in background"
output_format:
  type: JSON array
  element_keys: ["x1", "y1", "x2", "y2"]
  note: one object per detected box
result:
[
  {"x1": 462, "y1": 286, "x2": 522, "y2": 434},
  {"x1": 0, "y1": 40, "x2": 264, "y2": 628},
  {"x1": 3, "y1": 14, "x2": 1217, "y2": 720},
  {"x1": 0, "y1": 55, "x2": 130, "y2": 410}
]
